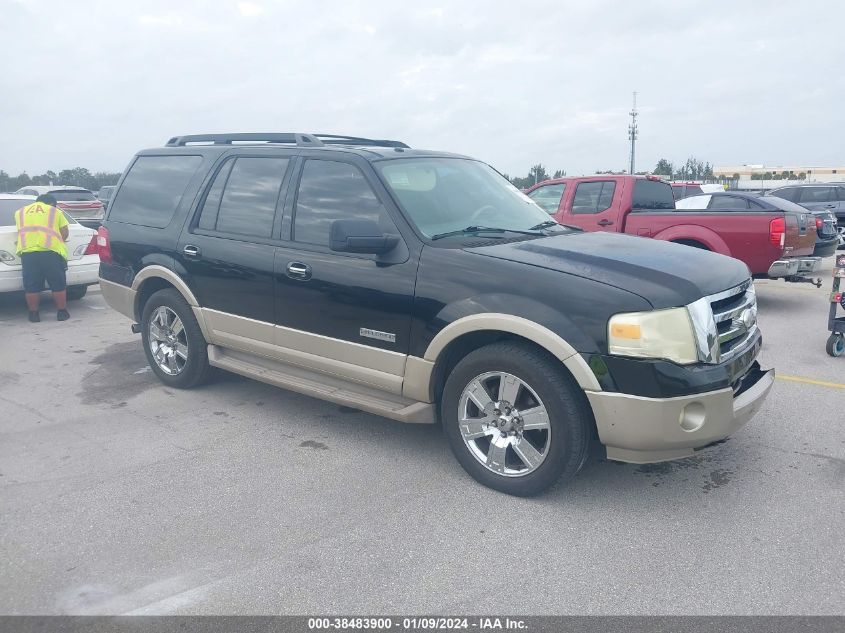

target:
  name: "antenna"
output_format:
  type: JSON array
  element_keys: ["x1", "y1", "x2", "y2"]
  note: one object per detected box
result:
[{"x1": 628, "y1": 91, "x2": 638, "y2": 175}]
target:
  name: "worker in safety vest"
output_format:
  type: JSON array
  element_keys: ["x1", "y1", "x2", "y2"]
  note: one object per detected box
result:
[{"x1": 15, "y1": 193, "x2": 71, "y2": 322}]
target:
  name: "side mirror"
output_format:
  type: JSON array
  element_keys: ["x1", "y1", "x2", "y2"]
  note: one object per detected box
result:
[{"x1": 330, "y1": 219, "x2": 399, "y2": 255}]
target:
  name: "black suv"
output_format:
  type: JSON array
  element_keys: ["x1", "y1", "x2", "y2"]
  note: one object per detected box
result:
[{"x1": 98, "y1": 133, "x2": 774, "y2": 496}]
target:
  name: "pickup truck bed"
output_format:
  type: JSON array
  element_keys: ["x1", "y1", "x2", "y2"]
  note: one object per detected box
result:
[{"x1": 526, "y1": 175, "x2": 819, "y2": 280}]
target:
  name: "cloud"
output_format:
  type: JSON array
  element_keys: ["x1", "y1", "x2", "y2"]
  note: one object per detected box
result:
[
  {"x1": 236, "y1": 2, "x2": 263, "y2": 17},
  {"x1": 138, "y1": 13, "x2": 182, "y2": 27}
]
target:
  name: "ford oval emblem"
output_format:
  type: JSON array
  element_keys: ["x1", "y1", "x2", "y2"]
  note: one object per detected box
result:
[{"x1": 739, "y1": 307, "x2": 756, "y2": 330}]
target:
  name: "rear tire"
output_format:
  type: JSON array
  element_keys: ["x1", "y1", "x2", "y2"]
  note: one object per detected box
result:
[
  {"x1": 141, "y1": 288, "x2": 211, "y2": 389},
  {"x1": 67, "y1": 285, "x2": 87, "y2": 301},
  {"x1": 441, "y1": 341, "x2": 591, "y2": 496},
  {"x1": 826, "y1": 334, "x2": 844, "y2": 358}
]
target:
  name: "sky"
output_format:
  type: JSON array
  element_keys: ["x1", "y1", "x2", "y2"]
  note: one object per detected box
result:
[{"x1": 2, "y1": 0, "x2": 844, "y2": 178}]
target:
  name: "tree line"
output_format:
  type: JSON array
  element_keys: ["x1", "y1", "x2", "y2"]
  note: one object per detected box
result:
[
  {"x1": 0, "y1": 167, "x2": 122, "y2": 193},
  {"x1": 504, "y1": 164, "x2": 566, "y2": 190}
]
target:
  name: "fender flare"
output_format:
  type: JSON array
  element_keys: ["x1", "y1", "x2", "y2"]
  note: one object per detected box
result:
[
  {"x1": 652, "y1": 225, "x2": 730, "y2": 255},
  {"x1": 404, "y1": 313, "x2": 602, "y2": 402},
  {"x1": 132, "y1": 265, "x2": 200, "y2": 310}
]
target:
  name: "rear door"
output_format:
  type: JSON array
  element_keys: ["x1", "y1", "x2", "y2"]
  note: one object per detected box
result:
[
  {"x1": 558, "y1": 179, "x2": 619, "y2": 232},
  {"x1": 177, "y1": 153, "x2": 293, "y2": 328},
  {"x1": 797, "y1": 186, "x2": 835, "y2": 213}
]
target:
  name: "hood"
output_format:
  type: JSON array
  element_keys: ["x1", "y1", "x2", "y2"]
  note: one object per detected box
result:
[{"x1": 466, "y1": 231, "x2": 750, "y2": 308}]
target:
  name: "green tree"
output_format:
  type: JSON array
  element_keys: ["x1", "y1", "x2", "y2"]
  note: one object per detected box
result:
[
  {"x1": 552, "y1": 169, "x2": 566, "y2": 179},
  {"x1": 653, "y1": 158, "x2": 673, "y2": 177}
]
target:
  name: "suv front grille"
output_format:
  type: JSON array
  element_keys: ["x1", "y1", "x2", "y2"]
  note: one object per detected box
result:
[{"x1": 707, "y1": 280, "x2": 758, "y2": 363}]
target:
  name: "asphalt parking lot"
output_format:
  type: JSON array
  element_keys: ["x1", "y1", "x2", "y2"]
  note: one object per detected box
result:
[{"x1": 0, "y1": 269, "x2": 843, "y2": 616}]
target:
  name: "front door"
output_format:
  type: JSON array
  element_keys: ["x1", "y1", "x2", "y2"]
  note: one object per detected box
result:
[
  {"x1": 273, "y1": 157, "x2": 417, "y2": 388},
  {"x1": 558, "y1": 179, "x2": 619, "y2": 232}
]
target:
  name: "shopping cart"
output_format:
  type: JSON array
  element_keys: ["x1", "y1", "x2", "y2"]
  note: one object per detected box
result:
[{"x1": 826, "y1": 253, "x2": 845, "y2": 357}]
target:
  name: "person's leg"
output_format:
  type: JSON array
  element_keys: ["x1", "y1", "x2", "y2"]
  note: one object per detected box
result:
[
  {"x1": 20, "y1": 253, "x2": 43, "y2": 321},
  {"x1": 25, "y1": 292, "x2": 41, "y2": 311},
  {"x1": 45, "y1": 252, "x2": 69, "y2": 320}
]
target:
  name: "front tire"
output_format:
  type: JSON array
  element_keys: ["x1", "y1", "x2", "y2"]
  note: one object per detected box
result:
[
  {"x1": 441, "y1": 341, "x2": 591, "y2": 496},
  {"x1": 141, "y1": 288, "x2": 211, "y2": 389}
]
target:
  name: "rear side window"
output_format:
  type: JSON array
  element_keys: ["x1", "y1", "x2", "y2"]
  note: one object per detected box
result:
[
  {"x1": 197, "y1": 157, "x2": 288, "y2": 238},
  {"x1": 109, "y1": 155, "x2": 203, "y2": 228},
  {"x1": 527, "y1": 183, "x2": 566, "y2": 214},
  {"x1": 572, "y1": 181, "x2": 616, "y2": 214},
  {"x1": 633, "y1": 180, "x2": 675, "y2": 210},
  {"x1": 770, "y1": 187, "x2": 798, "y2": 202},
  {"x1": 293, "y1": 160, "x2": 389, "y2": 247},
  {"x1": 799, "y1": 187, "x2": 832, "y2": 203},
  {"x1": 837, "y1": 187, "x2": 845, "y2": 202},
  {"x1": 709, "y1": 196, "x2": 749, "y2": 210}
]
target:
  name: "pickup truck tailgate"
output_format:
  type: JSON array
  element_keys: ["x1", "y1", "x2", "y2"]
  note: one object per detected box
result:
[{"x1": 784, "y1": 211, "x2": 816, "y2": 257}]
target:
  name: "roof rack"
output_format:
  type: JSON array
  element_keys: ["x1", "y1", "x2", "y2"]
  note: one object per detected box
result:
[
  {"x1": 165, "y1": 133, "x2": 325, "y2": 147},
  {"x1": 164, "y1": 133, "x2": 409, "y2": 149}
]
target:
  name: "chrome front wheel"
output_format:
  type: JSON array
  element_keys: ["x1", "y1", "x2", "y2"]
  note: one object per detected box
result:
[
  {"x1": 148, "y1": 306, "x2": 188, "y2": 375},
  {"x1": 458, "y1": 371, "x2": 552, "y2": 477}
]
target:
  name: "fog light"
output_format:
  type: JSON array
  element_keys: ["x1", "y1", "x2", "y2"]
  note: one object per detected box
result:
[{"x1": 679, "y1": 402, "x2": 706, "y2": 432}]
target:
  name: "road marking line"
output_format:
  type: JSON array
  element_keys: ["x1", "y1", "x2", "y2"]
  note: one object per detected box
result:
[{"x1": 777, "y1": 374, "x2": 845, "y2": 390}]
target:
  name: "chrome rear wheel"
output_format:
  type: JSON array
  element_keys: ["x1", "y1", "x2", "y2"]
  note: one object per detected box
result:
[{"x1": 148, "y1": 306, "x2": 188, "y2": 376}]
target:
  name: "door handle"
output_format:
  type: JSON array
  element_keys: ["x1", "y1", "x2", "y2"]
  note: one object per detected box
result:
[
  {"x1": 183, "y1": 245, "x2": 201, "y2": 258},
  {"x1": 286, "y1": 261, "x2": 312, "y2": 280},
  {"x1": 597, "y1": 219, "x2": 614, "y2": 226}
]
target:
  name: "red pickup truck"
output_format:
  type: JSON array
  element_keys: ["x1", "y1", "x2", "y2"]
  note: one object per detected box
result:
[{"x1": 525, "y1": 175, "x2": 820, "y2": 281}]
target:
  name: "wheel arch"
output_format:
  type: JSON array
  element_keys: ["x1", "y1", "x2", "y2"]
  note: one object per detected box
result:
[
  {"x1": 403, "y1": 314, "x2": 602, "y2": 405},
  {"x1": 131, "y1": 265, "x2": 199, "y2": 321}
]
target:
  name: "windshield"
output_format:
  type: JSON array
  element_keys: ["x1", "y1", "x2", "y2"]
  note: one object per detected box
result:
[{"x1": 376, "y1": 158, "x2": 557, "y2": 239}]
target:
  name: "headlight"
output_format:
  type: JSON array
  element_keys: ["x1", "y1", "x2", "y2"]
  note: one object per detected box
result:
[{"x1": 608, "y1": 307, "x2": 699, "y2": 365}]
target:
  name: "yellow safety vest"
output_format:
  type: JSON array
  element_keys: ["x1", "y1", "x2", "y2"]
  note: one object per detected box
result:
[{"x1": 15, "y1": 203, "x2": 69, "y2": 259}]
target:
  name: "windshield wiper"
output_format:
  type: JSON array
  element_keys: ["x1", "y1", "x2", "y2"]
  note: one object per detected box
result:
[
  {"x1": 430, "y1": 225, "x2": 544, "y2": 241},
  {"x1": 528, "y1": 219, "x2": 583, "y2": 232},
  {"x1": 528, "y1": 219, "x2": 560, "y2": 231}
]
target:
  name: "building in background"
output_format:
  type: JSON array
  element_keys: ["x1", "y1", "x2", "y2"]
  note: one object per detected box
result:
[{"x1": 714, "y1": 164, "x2": 845, "y2": 190}]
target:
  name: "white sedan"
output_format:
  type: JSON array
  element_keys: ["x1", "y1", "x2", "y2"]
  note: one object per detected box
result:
[{"x1": 0, "y1": 194, "x2": 100, "y2": 299}]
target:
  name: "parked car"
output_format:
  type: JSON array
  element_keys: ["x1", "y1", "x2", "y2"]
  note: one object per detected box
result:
[
  {"x1": 766, "y1": 184, "x2": 845, "y2": 249},
  {"x1": 96, "y1": 185, "x2": 116, "y2": 211},
  {"x1": 526, "y1": 175, "x2": 820, "y2": 282},
  {"x1": 14, "y1": 185, "x2": 104, "y2": 228},
  {"x1": 0, "y1": 194, "x2": 99, "y2": 299},
  {"x1": 677, "y1": 192, "x2": 838, "y2": 260},
  {"x1": 97, "y1": 132, "x2": 773, "y2": 496},
  {"x1": 671, "y1": 182, "x2": 725, "y2": 200}
]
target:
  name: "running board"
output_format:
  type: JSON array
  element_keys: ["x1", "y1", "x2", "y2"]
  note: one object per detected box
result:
[{"x1": 207, "y1": 345, "x2": 436, "y2": 424}]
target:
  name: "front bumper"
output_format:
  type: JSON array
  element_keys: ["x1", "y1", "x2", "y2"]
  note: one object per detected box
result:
[
  {"x1": 587, "y1": 363, "x2": 774, "y2": 463},
  {"x1": 767, "y1": 257, "x2": 822, "y2": 278}
]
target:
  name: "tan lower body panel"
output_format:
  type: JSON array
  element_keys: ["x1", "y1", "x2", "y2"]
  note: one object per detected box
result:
[
  {"x1": 588, "y1": 368, "x2": 774, "y2": 464},
  {"x1": 208, "y1": 346, "x2": 435, "y2": 424},
  {"x1": 99, "y1": 279, "x2": 136, "y2": 321}
]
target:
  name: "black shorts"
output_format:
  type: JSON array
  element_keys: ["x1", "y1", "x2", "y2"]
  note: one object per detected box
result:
[{"x1": 20, "y1": 251, "x2": 67, "y2": 293}]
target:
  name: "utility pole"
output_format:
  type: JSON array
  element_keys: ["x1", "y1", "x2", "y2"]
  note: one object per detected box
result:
[{"x1": 628, "y1": 91, "x2": 638, "y2": 175}]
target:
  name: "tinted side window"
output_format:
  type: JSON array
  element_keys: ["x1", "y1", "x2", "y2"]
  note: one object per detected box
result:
[
  {"x1": 633, "y1": 180, "x2": 675, "y2": 210},
  {"x1": 770, "y1": 187, "x2": 798, "y2": 202},
  {"x1": 799, "y1": 187, "x2": 832, "y2": 203},
  {"x1": 527, "y1": 183, "x2": 566, "y2": 214},
  {"x1": 213, "y1": 157, "x2": 288, "y2": 238},
  {"x1": 294, "y1": 160, "x2": 389, "y2": 247},
  {"x1": 709, "y1": 196, "x2": 749, "y2": 210},
  {"x1": 109, "y1": 155, "x2": 203, "y2": 228},
  {"x1": 837, "y1": 187, "x2": 845, "y2": 202},
  {"x1": 572, "y1": 181, "x2": 616, "y2": 214},
  {"x1": 197, "y1": 160, "x2": 234, "y2": 231}
]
